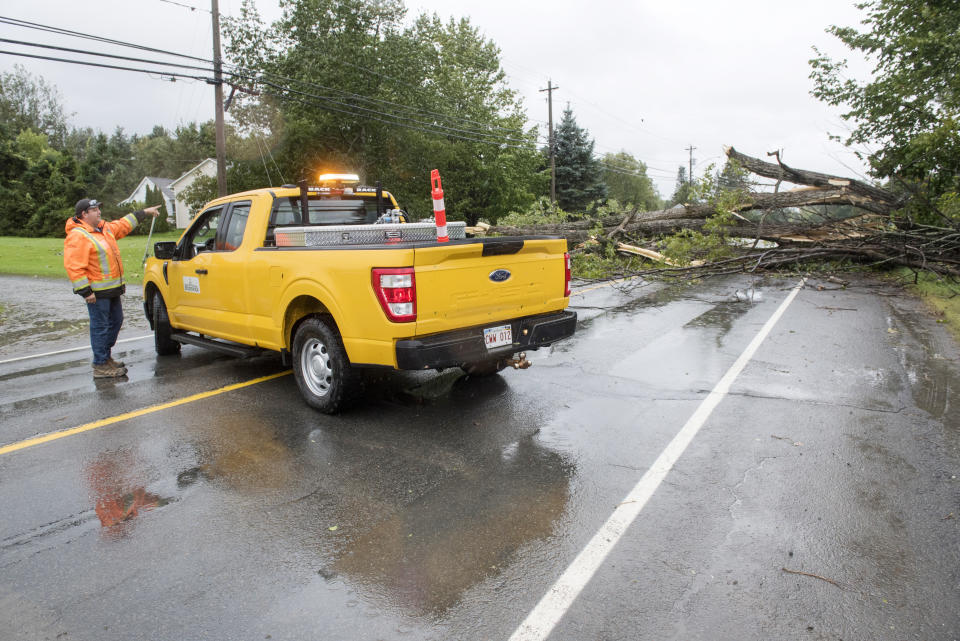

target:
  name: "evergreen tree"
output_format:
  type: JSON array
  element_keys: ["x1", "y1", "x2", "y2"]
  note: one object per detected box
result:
[
  {"x1": 1, "y1": 129, "x2": 83, "y2": 237},
  {"x1": 670, "y1": 166, "x2": 693, "y2": 206},
  {"x1": 140, "y1": 184, "x2": 173, "y2": 233},
  {"x1": 716, "y1": 160, "x2": 750, "y2": 193},
  {"x1": 549, "y1": 106, "x2": 606, "y2": 213}
]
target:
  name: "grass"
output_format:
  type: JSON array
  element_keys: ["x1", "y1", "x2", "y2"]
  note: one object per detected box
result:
[
  {"x1": 890, "y1": 268, "x2": 960, "y2": 341},
  {"x1": 0, "y1": 231, "x2": 183, "y2": 282}
]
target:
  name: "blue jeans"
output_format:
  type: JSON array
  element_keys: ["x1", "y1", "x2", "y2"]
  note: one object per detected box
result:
[{"x1": 87, "y1": 297, "x2": 124, "y2": 365}]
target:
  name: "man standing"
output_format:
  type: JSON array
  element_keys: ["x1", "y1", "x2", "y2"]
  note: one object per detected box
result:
[{"x1": 64, "y1": 199, "x2": 160, "y2": 378}]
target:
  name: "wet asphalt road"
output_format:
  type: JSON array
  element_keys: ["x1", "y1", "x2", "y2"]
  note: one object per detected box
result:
[{"x1": 1, "y1": 273, "x2": 958, "y2": 641}]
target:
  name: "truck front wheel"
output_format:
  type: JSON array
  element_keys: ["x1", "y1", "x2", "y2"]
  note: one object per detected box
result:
[
  {"x1": 152, "y1": 292, "x2": 181, "y2": 356},
  {"x1": 292, "y1": 317, "x2": 360, "y2": 413}
]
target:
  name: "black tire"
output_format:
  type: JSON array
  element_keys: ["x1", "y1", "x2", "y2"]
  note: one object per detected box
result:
[
  {"x1": 461, "y1": 359, "x2": 508, "y2": 377},
  {"x1": 292, "y1": 317, "x2": 361, "y2": 413},
  {"x1": 152, "y1": 292, "x2": 181, "y2": 355}
]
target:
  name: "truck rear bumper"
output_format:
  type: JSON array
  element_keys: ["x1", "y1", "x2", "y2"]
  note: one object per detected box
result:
[{"x1": 395, "y1": 310, "x2": 577, "y2": 370}]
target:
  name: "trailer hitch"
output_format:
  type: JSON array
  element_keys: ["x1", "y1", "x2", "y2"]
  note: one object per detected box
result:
[{"x1": 506, "y1": 352, "x2": 531, "y2": 369}]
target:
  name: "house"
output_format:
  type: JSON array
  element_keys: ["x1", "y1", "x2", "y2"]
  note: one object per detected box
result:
[
  {"x1": 120, "y1": 158, "x2": 219, "y2": 229},
  {"x1": 170, "y1": 158, "x2": 218, "y2": 228},
  {"x1": 119, "y1": 176, "x2": 177, "y2": 221}
]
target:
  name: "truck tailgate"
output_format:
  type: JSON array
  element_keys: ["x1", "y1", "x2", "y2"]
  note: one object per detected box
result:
[{"x1": 414, "y1": 238, "x2": 568, "y2": 336}]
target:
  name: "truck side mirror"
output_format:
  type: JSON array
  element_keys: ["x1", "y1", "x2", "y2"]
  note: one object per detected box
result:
[{"x1": 154, "y1": 241, "x2": 177, "y2": 260}]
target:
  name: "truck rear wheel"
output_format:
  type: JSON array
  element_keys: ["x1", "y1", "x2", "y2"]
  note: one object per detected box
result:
[
  {"x1": 152, "y1": 292, "x2": 181, "y2": 356},
  {"x1": 292, "y1": 317, "x2": 360, "y2": 413}
]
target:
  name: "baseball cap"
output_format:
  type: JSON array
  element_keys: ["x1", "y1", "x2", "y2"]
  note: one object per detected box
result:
[{"x1": 75, "y1": 199, "x2": 102, "y2": 216}]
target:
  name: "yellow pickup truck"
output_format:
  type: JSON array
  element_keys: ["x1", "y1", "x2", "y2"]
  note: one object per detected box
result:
[{"x1": 142, "y1": 178, "x2": 576, "y2": 412}]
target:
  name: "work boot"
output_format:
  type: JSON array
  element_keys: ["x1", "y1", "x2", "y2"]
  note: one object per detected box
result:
[
  {"x1": 92, "y1": 363, "x2": 127, "y2": 378},
  {"x1": 107, "y1": 357, "x2": 126, "y2": 368}
]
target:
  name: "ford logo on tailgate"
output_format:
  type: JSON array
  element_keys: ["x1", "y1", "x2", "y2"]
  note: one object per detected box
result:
[{"x1": 489, "y1": 269, "x2": 511, "y2": 282}]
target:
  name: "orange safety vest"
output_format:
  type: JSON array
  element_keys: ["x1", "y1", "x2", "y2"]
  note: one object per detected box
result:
[{"x1": 63, "y1": 213, "x2": 139, "y2": 295}]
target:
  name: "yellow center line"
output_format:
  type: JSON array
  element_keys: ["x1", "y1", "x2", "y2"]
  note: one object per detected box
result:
[{"x1": 0, "y1": 370, "x2": 292, "y2": 457}]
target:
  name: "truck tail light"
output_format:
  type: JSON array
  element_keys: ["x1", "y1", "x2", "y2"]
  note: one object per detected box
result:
[
  {"x1": 372, "y1": 267, "x2": 417, "y2": 322},
  {"x1": 564, "y1": 252, "x2": 571, "y2": 297}
]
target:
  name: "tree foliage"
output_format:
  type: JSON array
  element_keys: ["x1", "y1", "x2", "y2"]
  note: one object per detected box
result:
[
  {"x1": 669, "y1": 166, "x2": 693, "y2": 206},
  {"x1": 2, "y1": 0, "x2": 683, "y2": 236},
  {"x1": 0, "y1": 65, "x2": 70, "y2": 149},
  {"x1": 600, "y1": 151, "x2": 661, "y2": 211},
  {"x1": 222, "y1": 0, "x2": 542, "y2": 224},
  {"x1": 549, "y1": 106, "x2": 606, "y2": 213},
  {"x1": 809, "y1": 0, "x2": 960, "y2": 223}
]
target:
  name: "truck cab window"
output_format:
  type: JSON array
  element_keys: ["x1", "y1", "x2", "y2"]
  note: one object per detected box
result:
[
  {"x1": 265, "y1": 196, "x2": 382, "y2": 246},
  {"x1": 219, "y1": 203, "x2": 250, "y2": 251},
  {"x1": 180, "y1": 207, "x2": 222, "y2": 259}
]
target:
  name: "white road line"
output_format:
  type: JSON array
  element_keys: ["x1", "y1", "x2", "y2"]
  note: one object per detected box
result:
[
  {"x1": 509, "y1": 279, "x2": 805, "y2": 641},
  {"x1": 0, "y1": 334, "x2": 153, "y2": 365}
]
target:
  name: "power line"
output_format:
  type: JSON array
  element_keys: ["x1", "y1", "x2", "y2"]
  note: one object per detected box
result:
[
  {"x1": 254, "y1": 72, "x2": 538, "y2": 144},
  {"x1": 1, "y1": 15, "x2": 682, "y2": 172},
  {"x1": 0, "y1": 16, "x2": 210, "y2": 63},
  {"x1": 0, "y1": 37, "x2": 218, "y2": 74},
  {"x1": 1, "y1": 34, "x2": 540, "y2": 146},
  {"x1": 256, "y1": 79, "x2": 539, "y2": 149},
  {"x1": 0, "y1": 40, "x2": 540, "y2": 149},
  {"x1": 156, "y1": 0, "x2": 210, "y2": 13},
  {"x1": 0, "y1": 15, "x2": 541, "y2": 144},
  {"x1": 0, "y1": 49, "x2": 213, "y2": 83},
  {"x1": 596, "y1": 160, "x2": 672, "y2": 179}
]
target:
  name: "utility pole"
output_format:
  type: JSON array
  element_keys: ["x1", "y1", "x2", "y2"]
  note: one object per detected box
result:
[
  {"x1": 540, "y1": 80, "x2": 558, "y2": 206},
  {"x1": 685, "y1": 145, "x2": 696, "y2": 185},
  {"x1": 211, "y1": 0, "x2": 227, "y2": 197}
]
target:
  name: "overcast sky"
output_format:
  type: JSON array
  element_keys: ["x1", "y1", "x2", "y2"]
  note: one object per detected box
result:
[{"x1": 1, "y1": 0, "x2": 871, "y2": 197}]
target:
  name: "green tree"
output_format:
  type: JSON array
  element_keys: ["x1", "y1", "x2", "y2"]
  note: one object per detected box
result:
[
  {"x1": 669, "y1": 165, "x2": 693, "y2": 206},
  {"x1": 550, "y1": 106, "x2": 606, "y2": 213},
  {"x1": 0, "y1": 65, "x2": 70, "y2": 149},
  {"x1": 223, "y1": 0, "x2": 541, "y2": 224},
  {"x1": 716, "y1": 159, "x2": 750, "y2": 193},
  {"x1": 809, "y1": 0, "x2": 960, "y2": 222},
  {"x1": 600, "y1": 151, "x2": 661, "y2": 211},
  {"x1": 138, "y1": 183, "x2": 173, "y2": 233},
  {"x1": 0, "y1": 129, "x2": 83, "y2": 237}
]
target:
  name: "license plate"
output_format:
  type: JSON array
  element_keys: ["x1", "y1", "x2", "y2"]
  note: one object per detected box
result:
[{"x1": 483, "y1": 324, "x2": 512, "y2": 349}]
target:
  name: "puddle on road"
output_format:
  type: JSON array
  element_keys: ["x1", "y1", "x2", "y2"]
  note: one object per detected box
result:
[
  {"x1": 0, "y1": 275, "x2": 150, "y2": 356},
  {"x1": 684, "y1": 300, "x2": 754, "y2": 346},
  {"x1": 133, "y1": 371, "x2": 578, "y2": 619},
  {"x1": 606, "y1": 297, "x2": 760, "y2": 388},
  {"x1": 0, "y1": 318, "x2": 88, "y2": 349},
  {"x1": 330, "y1": 435, "x2": 573, "y2": 617},
  {"x1": 0, "y1": 357, "x2": 89, "y2": 383},
  {"x1": 886, "y1": 300, "x2": 960, "y2": 444},
  {"x1": 84, "y1": 449, "x2": 172, "y2": 540}
]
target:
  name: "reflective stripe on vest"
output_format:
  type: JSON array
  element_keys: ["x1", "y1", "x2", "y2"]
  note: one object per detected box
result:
[
  {"x1": 71, "y1": 227, "x2": 115, "y2": 284},
  {"x1": 90, "y1": 277, "x2": 123, "y2": 291}
]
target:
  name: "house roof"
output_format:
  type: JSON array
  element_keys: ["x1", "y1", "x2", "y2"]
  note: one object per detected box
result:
[
  {"x1": 119, "y1": 175, "x2": 176, "y2": 205},
  {"x1": 146, "y1": 177, "x2": 176, "y2": 200},
  {"x1": 170, "y1": 158, "x2": 217, "y2": 189}
]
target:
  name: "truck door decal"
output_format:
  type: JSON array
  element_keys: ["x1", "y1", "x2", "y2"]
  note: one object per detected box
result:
[{"x1": 183, "y1": 276, "x2": 201, "y2": 294}]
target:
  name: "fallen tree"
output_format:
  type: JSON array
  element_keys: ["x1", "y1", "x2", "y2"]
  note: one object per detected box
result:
[{"x1": 479, "y1": 147, "x2": 960, "y2": 278}]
